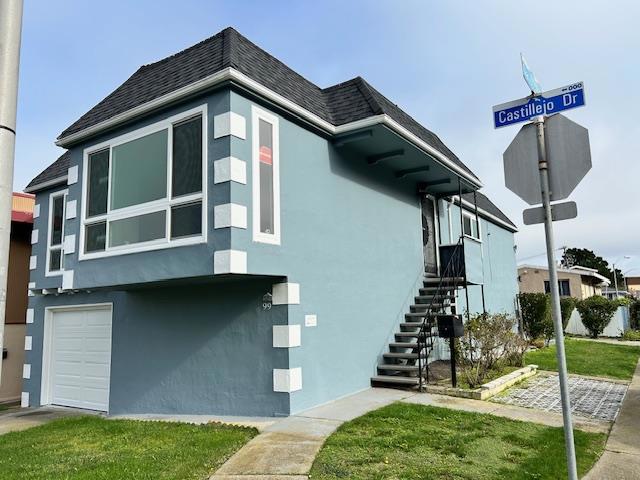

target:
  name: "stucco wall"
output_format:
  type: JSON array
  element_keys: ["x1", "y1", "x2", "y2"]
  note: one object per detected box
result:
[
  {"x1": 23, "y1": 278, "x2": 289, "y2": 416},
  {"x1": 517, "y1": 267, "x2": 585, "y2": 299},
  {"x1": 0, "y1": 324, "x2": 25, "y2": 403},
  {"x1": 229, "y1": 91, "x2": 425, "y2": 413}
]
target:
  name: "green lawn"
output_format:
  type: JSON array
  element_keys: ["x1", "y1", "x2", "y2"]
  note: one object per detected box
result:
[
  {"x1": 0, "y1": 416, "x2": 256, "y2": 480},
  {"x1": 525, "y1": 338, "x2": 640, "y2": 380},
  {"x1": 310, "y1": 403, "x2": 605, "y2": 480}
]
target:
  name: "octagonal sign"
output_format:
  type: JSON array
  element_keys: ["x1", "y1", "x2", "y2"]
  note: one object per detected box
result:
[{"x1": 503, "y1": 114, "x2": 591, "y2": 205}]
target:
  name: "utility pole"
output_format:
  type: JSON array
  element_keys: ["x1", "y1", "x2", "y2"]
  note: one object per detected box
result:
[
  {"x1": 0, "y1": 0, "x2": 24, "y2": 383},
  {"x1": 534, "y1": 115, "x2": 578, "y2": 480}
]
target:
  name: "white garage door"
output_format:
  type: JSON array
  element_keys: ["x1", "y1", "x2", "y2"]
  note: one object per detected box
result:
[{"x1": 48, "y1": 306, "x2": 112, "y2": 411}]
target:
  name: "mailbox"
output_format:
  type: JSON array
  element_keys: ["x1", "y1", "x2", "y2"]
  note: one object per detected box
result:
[{"x1": 437, "y1": 315, "x2": 464, "y2": 338}]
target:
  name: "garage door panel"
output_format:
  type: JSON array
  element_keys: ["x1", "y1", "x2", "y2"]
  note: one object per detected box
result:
[{"x1": 48, "y1": 307, "x2": 112, "y2": 412}]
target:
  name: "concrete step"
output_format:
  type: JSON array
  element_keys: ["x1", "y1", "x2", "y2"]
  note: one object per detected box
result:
[
  {"x1": 415, "y1": 294, "x2": 456, "y2": 303},
  {"x1": 383, "y1": 352, "x2": 419, "y2": 360},
  {"x1": 399, "y1": 322, "x2": 428, "y2": 329},
  {"x1": 377, "y1": 364, "x2": 419, "y2": 372},
  {"x1": 389, "y1": 341, "x2": 422, "y2": 349},
  {"x1": 424, "y1": 276, "x2": 465, "y2": 286},
  {"x1": 419, "y1": 287, "x2": 456, "y2": 295},
  {"x1": 405, "y1": 312, "x2": 442, "y2": 319},
  {"x1": 410, "y1": 303, "x2": 445, "y2": 312},
  {"x1": 371, "y1": 375, "x2": 420, "y2": 386},
  {"x1": 395, "y1": 331, "x2": 422, "y2": 338}
]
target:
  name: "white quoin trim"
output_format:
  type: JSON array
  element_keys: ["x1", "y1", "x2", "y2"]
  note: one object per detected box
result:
[
  {"x1": 214, "y1": 111, "x2": 246, "y2": 139},
  {"x1": 28, "y1": 282, "x2": 36, "y2": 297},
  {"x1": 214, "y1": 203, "x2": 247, "y2": 229},
  {"x1": 65, "y1": 199, "x2": 77, "y2": 220},
  {"x1": 273, "y1": 325, "x2": 301, "y2": 348},
  {"x1": 26, "y1": 309, "x2": 34, "y2": 324},
  {"x1": 214, "y1": 156, "x2": 247, "y2": 184},
  {"x1": 62, "y1": 270, "x2": 74, "y2": 290},
  {"x1": 33, "y1": 204, "x2": 40, "y2": 218},
  {"x1": 213, "y1": 250, "x2": 247, "y2": 274},
  {"x1": 24, "y1": 336, "x2": 32, "y2": 351},
  {"x1": 21, "y1": 392, "x2": 29, "y2": 408},
  {"x1": 305, "y1": 314, "x2": 317, "y2": 327},
  {"x1": 272, "y1": 283, "x2": 300, "y2": 305},
  {"x1": 67, "y1": 165, "x2": 78, "y2": 185},
  {"x1": 23, "y1": 364, "x2": 31, "y2": 379},
  {"x1": 29, "y1": 256, "x2": 37, "y2": 270},
  {"x1": 273, "y1": 367, "x2": 302, "y2": 392},
  {"x1": 31, "y1": 229, "x2": 39, "y2": 245},
  {"x1": 64, "y1": 235, "x2": 76, "y2": 255}
]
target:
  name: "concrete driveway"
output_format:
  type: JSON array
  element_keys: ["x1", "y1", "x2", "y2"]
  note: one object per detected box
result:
[{"x1": 0, "y1": 406, "x2": 92, "y2": 435}]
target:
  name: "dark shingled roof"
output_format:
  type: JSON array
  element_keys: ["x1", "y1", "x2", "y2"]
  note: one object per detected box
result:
[
  {"x1": 26, "y1": 151, "x2": 71, "y2": 190},
  {"x1": 33, "y1": 27, "x2": 480, "y2": 190},
  {"x1": 461, "y1": 191, "x2": 517, "y2": 230}
]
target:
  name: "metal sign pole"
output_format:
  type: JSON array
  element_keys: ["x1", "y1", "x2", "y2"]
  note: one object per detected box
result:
[{"x1": 534, "y1": 115, "x2": 578, "y2": 480}]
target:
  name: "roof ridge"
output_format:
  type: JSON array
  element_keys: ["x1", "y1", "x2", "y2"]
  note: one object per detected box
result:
[{"x1": 353, "y1": 77, "x2": 383, "y2": 115}]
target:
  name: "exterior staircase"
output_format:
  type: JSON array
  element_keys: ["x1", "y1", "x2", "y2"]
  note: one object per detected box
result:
[{"x1": 371, "y1": 242, "x2": 467, "y2": 389}]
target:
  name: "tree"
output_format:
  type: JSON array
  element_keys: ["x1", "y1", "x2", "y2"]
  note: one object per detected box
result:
[
  {"x1": 561, "y1": 247, "x2": 624, "y2": 287},
  {"x1": 576, "y1": 296, "x2": 618, "y2": 338}
]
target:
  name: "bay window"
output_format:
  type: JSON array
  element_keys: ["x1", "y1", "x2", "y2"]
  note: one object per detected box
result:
[
  {"x1": 252, "y1": 106, "x2": 280, "y2": 244},
  {"x1": 81, "y1": 106, "x2": 206, "y2": 258}
]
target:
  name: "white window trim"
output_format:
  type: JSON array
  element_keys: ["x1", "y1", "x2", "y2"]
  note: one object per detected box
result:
[
  {"x1": 45, "y1": 189, "x2": 68, "y2": 277},
  {"x1": 251, "y1": 106, "x2": 281, "y2": 245},
  {"x1": 79, "y1": 104, "x2": 208, "y2": 260},
  {"x1": 461, "y1": 210, "x2": 482, "y2": 242}
]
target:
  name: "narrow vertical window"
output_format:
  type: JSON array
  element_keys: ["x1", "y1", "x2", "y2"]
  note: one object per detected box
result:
[
  {"x1": 252, "y1": 107, "x2": 280, "y2": 244},
  {"x1": 47, "y1": 191, "x2": 67, "y2": 275}
]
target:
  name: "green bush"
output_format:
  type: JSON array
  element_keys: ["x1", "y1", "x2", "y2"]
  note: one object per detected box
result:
[
  {"x1": 456, "y1": 313, "x2": 528, "y2": 388},
  {"x1": 560, "y1": 297, "x2": 577, "y2": 330},
  {"x1": 576, "y1": 296, "x2": 619, "y2": 338},
  {"x1": 621, "y1": 330, "x2": 640, "y2": 341},
  {"x1": 630, "y1": 299, "x2": 640, "y2": 331},
  {"x1": 519, "y1": 293, "x2": 553, "y2": 343}
]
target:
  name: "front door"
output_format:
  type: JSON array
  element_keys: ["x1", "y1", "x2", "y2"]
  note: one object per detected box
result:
[{"x1": 421, "y1": 195, "x2": 438, "y2": 275}]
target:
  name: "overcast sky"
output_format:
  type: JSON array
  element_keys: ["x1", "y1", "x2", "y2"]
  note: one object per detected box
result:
[{"x1": 12, "y1": 1, "x2": 640, "y2": 276}]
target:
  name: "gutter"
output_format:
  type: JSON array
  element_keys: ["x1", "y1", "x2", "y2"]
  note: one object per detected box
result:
[
  {"x1": 55, "y1": 67, "x2": 483, "y2": 190},
  {"x1": 24, "y1": 175, "x2": 68, "y2": 194},
  {"x1": 455, "y1": 196, "x2": 518, "y2": 233}
]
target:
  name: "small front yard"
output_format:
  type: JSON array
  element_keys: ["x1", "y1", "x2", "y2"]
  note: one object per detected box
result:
[
  {"x1": 310, "y1": 402, "x2": 605, "y2": 479},
  {"x1": 525, "y1": 338, "x2": 640, "y2": 380},
  {"x1": 0, "y1": 416, "x2": 256, "y2": 480}
]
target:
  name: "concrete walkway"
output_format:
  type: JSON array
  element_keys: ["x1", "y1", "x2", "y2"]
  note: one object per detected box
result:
[
  {"x1": 0, "y1": 406, "x2": 91, "y2": 435},
  {"x1": 584, "y1": 360, "x2": 640, "y2": 480},
  {"x1": 571, "y1": 336, "x2": 640, "y2": 347},
  {"x1": 210, "y1": 385, "x2": 611, "y2": 479}
]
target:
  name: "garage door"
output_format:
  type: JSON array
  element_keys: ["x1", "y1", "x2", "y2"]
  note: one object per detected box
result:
[{"x1": 48, "y1": 306, "x2": 112, "y2": 411}]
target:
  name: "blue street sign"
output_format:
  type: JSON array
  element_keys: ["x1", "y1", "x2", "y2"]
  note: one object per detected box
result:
[
  {"x1": 492, "y1": 82, "x2": 586, "y2": 129},
  {"x1": 521, "y1": 53, "x2": 542, "y2": 94}
]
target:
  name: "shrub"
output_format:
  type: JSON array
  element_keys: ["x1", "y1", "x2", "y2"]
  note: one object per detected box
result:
[
  {"x1": 576, "y1": 296, "x2": 619, "y2": 338},
  {"x1": 519, "y1": 293, "x2": 553, "y2": 343},
  {"x1": 621, "y1": 330, "x2": 640, "y2": 341},
  {"x1": 560, "y1": 297, "x2": 577, "y2": 330},
  {"x1": 456, "y1": 313, "x2": 528, "y2": 388},
  {"x1": 630, "y1": 300, "x2": 640, "y2": 331}
]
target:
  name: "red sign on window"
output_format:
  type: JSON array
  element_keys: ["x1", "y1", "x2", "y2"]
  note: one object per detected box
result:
[{"x1": 259, "y1": 145, "x2": 272, "y2": 165}]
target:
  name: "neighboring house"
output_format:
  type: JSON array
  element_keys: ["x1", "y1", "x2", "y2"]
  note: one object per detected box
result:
[
  {"x1": 601, "y1": 287, "x2": 633, "y2": 300},
  {"x1": 0, "y1": 193, "x2": 34, "y2": 404},
  {"x1": 518, "y1": 264, "x2": 610, "y2": 299},
  {"x1": 21, "y1": 28, "x2": 518, "y2": 416},
  {"x1": 626, "y1": 276, "x2": 640, "y2": 298}
]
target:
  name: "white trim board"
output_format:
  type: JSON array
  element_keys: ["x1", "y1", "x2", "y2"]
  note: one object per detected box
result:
[{"x1": 54, "y1": 67, "x2": 482, "y2": 190}]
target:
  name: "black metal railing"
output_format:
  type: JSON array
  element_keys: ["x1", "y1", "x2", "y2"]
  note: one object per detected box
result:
[{"x1": 417, "y1": 239, "x2": 467, "y2": 390}]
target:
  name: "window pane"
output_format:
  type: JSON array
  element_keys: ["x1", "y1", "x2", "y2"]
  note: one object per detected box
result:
[
  {"x1": 463, "y1": 216, "x2": 472, "y2": 237},
  {"x1": 85, "y1": 222, "x2": 107, "y2": 253},
  {"x1": 172, "y1": 116, "x2": 202, "y2": 198},
  {"x1": 171, "y1": 202, "x2": 202, "y2": 239},
  {"x1": 50, "y1": 195, "x2": 65, "y2": 246},
  {"x1": 258, "y1": 119, "x2": 274, "y2": 234},
  {"x1": 109, "y1": 211, "x2": 166, "y2": 247},
  {"x1": 49, "y1": 248, "x2": 62, "y2": 272},
  {"x1": 111, "y1": 130, "x2": 168, "y2": 210},
  {"x1": 87, "y1": 149, "x2": 109, "y2": 217}
]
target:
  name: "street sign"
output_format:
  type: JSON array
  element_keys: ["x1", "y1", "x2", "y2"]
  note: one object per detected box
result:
[
  {"x1": 521, "y1": 53, "x2": 542, "y2": 94},
  {"x1": 503, "y1": 114, "x2": 591, "y2": 205},
  {"x1": 523, "y1": 201, "x2": 577, "y2": 225},
  {"x1": 493, "y1": 82, "x2": 585, "y2": 129}
]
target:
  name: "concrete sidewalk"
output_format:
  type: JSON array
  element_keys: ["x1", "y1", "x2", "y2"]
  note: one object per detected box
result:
[
  {"x1": 211, "y1": 384, "x2": 611, "y2": 479},
  {"x1": 584, "y1": 360, "x2": 640, "y2": 480}
]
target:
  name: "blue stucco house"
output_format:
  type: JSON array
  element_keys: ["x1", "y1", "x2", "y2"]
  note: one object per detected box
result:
[{"x1": 21, "y1": 28, "x2": 518, "y2": 416}]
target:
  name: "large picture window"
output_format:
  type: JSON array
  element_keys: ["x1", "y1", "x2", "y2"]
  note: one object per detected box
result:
[
  {"x1": 46, "y1": 190, "x2": 67, "y2": 276},
  {"x1": 80, "y1": 106, "x2": 206, "y2": 259},
  {"x1": 252, "y1": 106, "x2": 280, "y2": 244}
]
